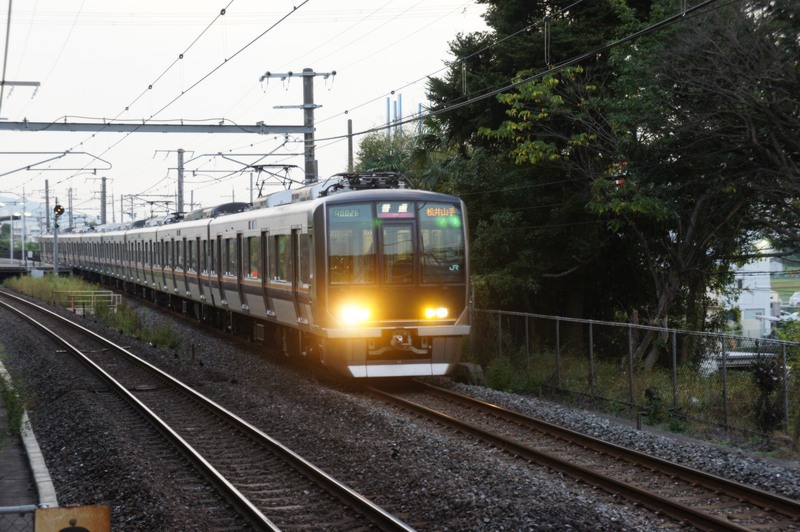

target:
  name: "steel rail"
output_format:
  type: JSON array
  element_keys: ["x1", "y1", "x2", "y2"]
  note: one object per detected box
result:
[
  {"x1": 0, "y1": 296, "x2": 279, "y2": 531},
  {"x1": 0, "y1": 289, "x2": 413, "y2": 532},
  {"x1": 368, "y1": 385, "x2": 754, "y2": 532},
  {"x1": 419, "y1": 381, "x2": 800, "y2": 520}
]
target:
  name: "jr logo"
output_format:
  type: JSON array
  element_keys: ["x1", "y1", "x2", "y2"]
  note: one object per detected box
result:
[{"x1": 449, "y1": 264, "x2": 459, "y2": 271}]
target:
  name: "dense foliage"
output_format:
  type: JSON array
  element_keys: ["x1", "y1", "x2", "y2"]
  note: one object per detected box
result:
[{"x1": 355, "y1": 0, "x2": 800, "y2": 367}]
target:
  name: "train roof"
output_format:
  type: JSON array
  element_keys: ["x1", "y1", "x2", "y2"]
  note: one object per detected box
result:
[{"x1": 251, "y1": 172, "x2": 413, "y2": 210}]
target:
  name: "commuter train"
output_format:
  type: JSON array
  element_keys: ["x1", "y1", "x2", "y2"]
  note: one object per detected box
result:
[{"x1": 39, "y1": 173, "x2": 470, "y2": 378}]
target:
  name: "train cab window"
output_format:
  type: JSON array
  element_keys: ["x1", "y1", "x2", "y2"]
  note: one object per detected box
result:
[
  {"x1": 271, "y1": 235, "x2": 289, "y2": 281},
  {"x1": 383, "y1": 224, "x2": 414, "y2": 284},
  {"x1": 246, "y1": 236, "x2": 259, "y2": 278},
  {"x1": 327, "y1": 203, "x2": 375, "y2": 285},
  {"x1": 419, "y1": 202, "x2": 466, "y2": 284}
]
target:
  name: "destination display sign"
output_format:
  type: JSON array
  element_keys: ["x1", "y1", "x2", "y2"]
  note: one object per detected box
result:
[
  {"x1": 329, "y1": 203, "x2": 372, "y2": 222},
  {"x1": 422, "y1": 204, "x2": 459, "y2": 218},
  {"x1": 377, "y1": 201, "x2": 414, "y2": 218}
]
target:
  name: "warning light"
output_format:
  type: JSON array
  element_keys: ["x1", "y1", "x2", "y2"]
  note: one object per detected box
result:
[{"x1": 54, "y1": 204, "x2": 64, "y2": 217}]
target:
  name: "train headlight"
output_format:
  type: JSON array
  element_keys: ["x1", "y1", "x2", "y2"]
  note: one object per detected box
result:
[
  {"x1": 340, "y1": 305, "x2": 371, "y2": 323},
  {"x1": 424, "y1": 307, "x2": 449, "y2": 319}
]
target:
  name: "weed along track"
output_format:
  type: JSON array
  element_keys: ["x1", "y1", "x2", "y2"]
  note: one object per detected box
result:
[
  {"x1": 369, "y1": 381, "x2": 800, "y2": 531},
  {"x1": 0, "y1": 288, "x2": 412, "y2": 531}
]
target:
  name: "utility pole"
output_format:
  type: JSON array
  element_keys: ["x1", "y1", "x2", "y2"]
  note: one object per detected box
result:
[
  {"x1": 177, "y1": 148, "x2": 185, "y2": 213},
  {"x1": 53, "y1": 200, "x2": 64, "y2": 276},
  {"x1": 260, "y1": 68, "x2": 335, "y2": 184},
  {"x1": 101, "y1": 176, "x2": 107, "y2": 224},
  {"x1": 45, "y1": 179, "x2": 51, "y2": 232},
  {"x1": 347, "y1": 119, "x2": 354, "y2": 172},
  {"x1": 68, "y1": 188, "x2": 73, "y2": 229}
]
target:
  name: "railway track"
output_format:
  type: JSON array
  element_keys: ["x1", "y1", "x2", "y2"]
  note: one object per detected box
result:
[
  {"x1": 0, "y1": 289, "x2": 412, "y2": 531},
  {"x1": 369, "y1": 381, "x2": 800, "y2": 532}
]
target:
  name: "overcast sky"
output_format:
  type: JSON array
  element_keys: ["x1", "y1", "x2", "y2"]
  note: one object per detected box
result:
[{"x1": 0, "y1": 0, "x2": 487, "y2": 224}]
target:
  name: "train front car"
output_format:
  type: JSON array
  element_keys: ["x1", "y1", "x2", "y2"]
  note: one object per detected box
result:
[{"x1": 314, "y1": 188, "x2": 470, "y2": 378}]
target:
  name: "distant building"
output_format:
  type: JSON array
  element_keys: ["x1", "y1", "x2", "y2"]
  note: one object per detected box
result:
[{"x1": 724, "y1": 257, "x2": 782, "y2": 337}]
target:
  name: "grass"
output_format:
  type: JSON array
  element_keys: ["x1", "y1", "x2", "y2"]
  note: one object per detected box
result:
[
  {"x1": 771, "y1": 276, "x2": 800, "y2": 304},
  {"x1": 3, "y1": 273, "x2": 100, "y2": 305},
  {"x1": 484, "y1": 349, "x2": 799, "y2": 456},
  {"x1": 3, "y1": 274, "x2": 181, "y2": 351}
]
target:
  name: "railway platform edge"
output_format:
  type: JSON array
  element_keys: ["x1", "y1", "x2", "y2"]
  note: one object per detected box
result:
[{"x1": 0, "y1": 361, "x2": 58, "y2": 513}]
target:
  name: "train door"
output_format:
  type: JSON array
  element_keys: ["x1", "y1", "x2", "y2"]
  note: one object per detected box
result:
[
  {"x1": 260, "y1": 230, "x2": 275, "y2": 317},
  {"x1": 148, "y1": 241, "x2": 157, "y2": 288},
  {"x1": 236, "y1": 233, "x2": 246, "y2": 309},
  {"x1": 214, "y1": 234, "x2": 227, "y2": 305},
  {"x1": 175, "y1": 237, "x2": 184, "y2": 294},
  {"x1": 159, "y1": 238, "x2": 168, "y2": 290},
  {"x1": 199, "y1": 237, "x2": 210, "y2": 303},
  {"x1": 292, "y1": 228, "x2": 311, "y2": 325},
  {"x1": 381, "y1": 222, "x2": 416, "y2": 286}
]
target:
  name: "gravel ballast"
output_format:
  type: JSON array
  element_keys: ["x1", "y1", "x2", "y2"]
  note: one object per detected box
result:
[{"x1": 2, "y1": 293, "x2": 798, "y2": 530}]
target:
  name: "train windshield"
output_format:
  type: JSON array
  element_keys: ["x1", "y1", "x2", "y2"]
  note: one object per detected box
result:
[
  {"x1": 418, "y1": 202, "x2": 465, "y2": 284},
  {"x1": 328, "y1": 200, "x2": 465, "y2": 285},
  {"x1": 328, "y1": 203, "x2": 376, "y2": 284}
]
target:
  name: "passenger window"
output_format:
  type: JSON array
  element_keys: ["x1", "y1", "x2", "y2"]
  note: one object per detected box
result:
[
  {"x1": 299, "y1": 234, "x2": 311, "y2": 285},
  {"x1": 209, "y1": 240, "x2": 216, "y2": 274},
  {"x1": 272, "y1": 235, "x2": 289, "y2": 281},
  {"x1": 225, "y1": 238, "x2": 236, "y2": 276},
  {"x1": 247, "y1": 236, "x2": 259, "y2": 278},
  {"x1": 187, "y1": 240, "x2": 195, "y2": 271}
]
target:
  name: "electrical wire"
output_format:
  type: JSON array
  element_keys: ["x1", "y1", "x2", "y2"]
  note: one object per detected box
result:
[{"x1": 316, "y1": 0, "x2": 726, "y2": 143}]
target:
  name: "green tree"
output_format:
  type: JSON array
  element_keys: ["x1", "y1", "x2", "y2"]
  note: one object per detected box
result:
[
  {"x1": 583, "y1": 0, "x2": 800, "y2": 366},
  {"x1": 428, "y1": 0, "x2": 650, "y2": 320}
]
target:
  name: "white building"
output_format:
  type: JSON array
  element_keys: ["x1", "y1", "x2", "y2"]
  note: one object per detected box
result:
[{"x1": 725, "y1": 257, "x2": 782, "y2": 337}]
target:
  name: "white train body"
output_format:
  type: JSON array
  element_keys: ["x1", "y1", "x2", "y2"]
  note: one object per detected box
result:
[{"x1": 41, "y1": 174, "x2": 470, "y2": 378}]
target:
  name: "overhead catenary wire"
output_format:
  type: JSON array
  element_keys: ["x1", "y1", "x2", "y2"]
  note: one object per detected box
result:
[{"x1": 315, "y1": 0, "x2": 725, "y2": 144}]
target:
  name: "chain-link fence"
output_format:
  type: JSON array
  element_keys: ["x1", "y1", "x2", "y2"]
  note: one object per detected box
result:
[
  {"x1": 470, "y1": 309, "x2": 799, "y2": 439},
  {"x1": 0, "y1": 505, "x2": 35, "y2": 532}
]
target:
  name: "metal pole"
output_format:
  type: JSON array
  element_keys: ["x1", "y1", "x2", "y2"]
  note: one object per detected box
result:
[
  {"x1": 497, "y1": 312, "x2": 502, "y2": 359},
  {"x1": 783, "y1": 344, "x2": 790, "y2": 436},
  {"x1": 589, "y1": 323, "x2": 595, "y2": 395},
  {"x1": 672, "y1": 331, "x2": 678, "y2": 410},
  {"x1": 470, "y1": 305, "x2": 475, "y2": 363},
  {"x1": 525, "y1": 315, "x2": 530, "y2": 373},
  {"x1": 722, "y1": 335, "x2": 729, "y2": 428},
  {"x1": 45, "y1": 179, "x2": 50, "y2": 232},
  {"x1": 556, "y1": 318, "x2": 561, "y2": 388},
  {"x1": 101, "y1": 176, "x2": 107, "y2": 225},
  {"x1": 53, "y1": 203, "x2": 59, "y2": 276},
  {"x1": 177, "y1": 148, "x2": 185, "y2": 212},
  {"x1": 347, "y1": 119, "x2": 354, "y2": 172},
  {"x1": 628, "y1": 326, "x2": 635, "y2": 405},
  {"x1": 9, "y1": 213, "x2": 13, "y2": 262},
  {"x1": 22, "y1": 187, "x2": 26, "y2": 270},
  {"x1": 302, "y1": 68, "x2": 316, "y2": 184}
]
